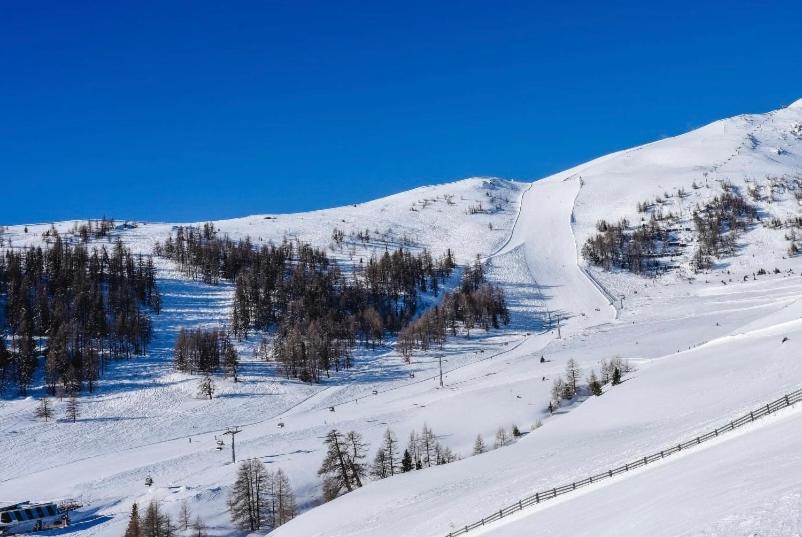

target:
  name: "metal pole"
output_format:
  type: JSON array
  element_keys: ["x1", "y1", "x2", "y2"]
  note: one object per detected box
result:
[{"x1": 223, "y1": 426, "x2": 242, "y2": 464}]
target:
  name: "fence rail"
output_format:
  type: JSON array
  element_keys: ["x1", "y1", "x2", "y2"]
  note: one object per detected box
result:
[{"x1": 445, "y1": 388, "x2": 802, "y2": 536}]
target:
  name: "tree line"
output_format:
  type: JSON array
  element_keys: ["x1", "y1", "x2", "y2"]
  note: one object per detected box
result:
[
  {"x1": 155, "y1": 225, "x2": 458, "y2": 383},
  {"x1": 318, "y1": 423, "x2": 459, "y2": 503},
  {"x1": 549, "y1": 357, "x2": 633, "y2": 412},
  {"x1": 0, "y1": 234, "x2": 160, "y2": 396}
]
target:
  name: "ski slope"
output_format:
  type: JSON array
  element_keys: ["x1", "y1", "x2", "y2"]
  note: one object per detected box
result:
[
  {"x1": 495, "y1": 174, "x2": 615, "y2": 332},
  {"x1": 3, "y1": 99, "x2": 802, "y2": 537}
]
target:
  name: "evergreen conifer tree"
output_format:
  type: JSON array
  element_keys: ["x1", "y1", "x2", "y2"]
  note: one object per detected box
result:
[
  {"x1": 472, "y1": 434, "x2": 486, "y2": 455},
  {"x1": 124, "y1": 503, "x2": 142, "y2": 537}
]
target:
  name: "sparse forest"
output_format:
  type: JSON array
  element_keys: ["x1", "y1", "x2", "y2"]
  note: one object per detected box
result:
[
  {"x1": 320, "y1": 423, "x2": 459, "y2": 502},
  {"x1": 396, "y1": 258, "x2": 510, "y2": 360},
  {"x1": 155, "y1": 225, "x2": 481, "y2": 382},
  {"x1": 582, "y1": 187, "x2": 758, "y2": 275}
]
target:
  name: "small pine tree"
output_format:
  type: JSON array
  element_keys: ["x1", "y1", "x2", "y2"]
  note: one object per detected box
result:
[
  {"x1": 493, "y1": 427, "x2": 510, "y2": 449},
  {"x1": 229, "y1": 459, "x2": 270, "y2": 531},
  {"x1": 612, "y1": 367, "x2": 622, "y2": 386},
  {"x1": 317, "y1": 429, "x2": 367, "y2": 500},
  {"x1": 400, "y1": 449, "x2": 413, "y2": 472},
  {"x1": 223, "y1": 338, "x2": 239, "y2": 382},
  {"x1": 564, "y1": 358, "x2": 582, "y2": 398},
  {"x1": 142, "y1": 499, "x2": 171, "y2": 537},
  {"x1": 511, "y1": 424, "x2": 521, "y2": 438},
  {"x1": 370, "y1": 448, "x2": 390, "y2": 479},
  {"x1": 65, "y1": 395, "x2": 80, "y2": 422},
  {"x1": 197, "y1": 376, "x2": 215, "y2": 399},
  {"x1": 588, "y1": 370, "x2": 603, "y2": 396},
  {"x1": 34, "y1": 397, "x2": 54, "y2": 422},
  {"x1": 124, "y1": 503, "x2": 142, "y2": 537},
  {"x1": 179, "y1": 500, "x2": 191, "y2": 531},
  {"x1": 271, "y1": 468, "x2": 296, "y2": 527},
  {"x1": 472, "y1": 434, "x2": 486, "y2": 455}
]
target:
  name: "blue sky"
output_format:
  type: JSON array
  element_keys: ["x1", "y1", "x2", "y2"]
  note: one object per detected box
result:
[{"x1": 2, "y1": 1, "x2": 801, "y2": 224}]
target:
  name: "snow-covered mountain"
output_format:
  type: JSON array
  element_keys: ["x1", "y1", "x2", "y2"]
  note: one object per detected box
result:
[{"x1": 3, "y1": 98, "x2": 802, "y2": 537}]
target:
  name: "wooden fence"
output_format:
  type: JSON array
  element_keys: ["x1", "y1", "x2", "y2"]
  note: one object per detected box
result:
[{"x1": 445, "y1": 388, "x2": 802, "y2": 536}]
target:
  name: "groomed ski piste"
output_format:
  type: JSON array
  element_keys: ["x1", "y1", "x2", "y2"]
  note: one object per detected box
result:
[{"x1": 3, "y1": 98, "x2": 802, "y2": 537}]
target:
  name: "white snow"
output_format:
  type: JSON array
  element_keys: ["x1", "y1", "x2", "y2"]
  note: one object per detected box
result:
[{"x1": 4, "y1": 99, "x2": 802, "y2": 537}]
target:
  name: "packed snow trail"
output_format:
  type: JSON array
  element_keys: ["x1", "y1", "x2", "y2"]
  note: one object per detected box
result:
[{"x1": 495, "y1": 174, "x2": 615, "y2": 332}]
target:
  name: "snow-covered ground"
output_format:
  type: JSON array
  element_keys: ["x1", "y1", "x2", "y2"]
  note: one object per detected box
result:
[{"x1": 3, "y1": 99, "x2": 802, "y2": 537}]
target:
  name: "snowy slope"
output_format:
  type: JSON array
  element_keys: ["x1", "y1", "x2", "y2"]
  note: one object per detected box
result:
[
  {"x1": 269, "y1": 99, "x2": 802, "y2": 537},
  {"x1": 3, "y1": 99, "x2": 802, "y2": 537}
]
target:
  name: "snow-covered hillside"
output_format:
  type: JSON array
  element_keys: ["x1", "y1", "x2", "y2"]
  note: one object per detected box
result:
[{"x1": 3, "y1": 98, "x2": 802, "y2": 537}]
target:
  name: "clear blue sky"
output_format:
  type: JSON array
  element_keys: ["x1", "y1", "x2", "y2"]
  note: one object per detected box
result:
[{"x1": 2, "y1": 1, "x2": 801, "y2": 224}]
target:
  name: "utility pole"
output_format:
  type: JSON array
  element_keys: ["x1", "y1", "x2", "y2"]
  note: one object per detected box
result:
[
  {"x1": 438, "y1": 354, "x2": 444, "y2": 388},
  {"x1": 223, "y1": 426, "x2": 242, "y2": 464}
]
